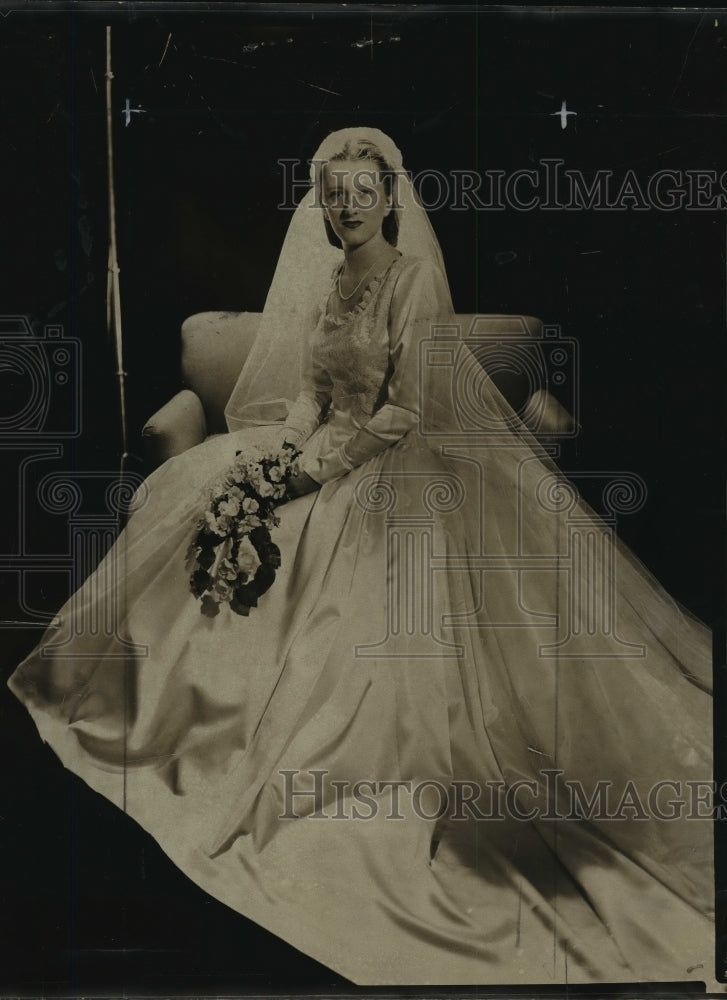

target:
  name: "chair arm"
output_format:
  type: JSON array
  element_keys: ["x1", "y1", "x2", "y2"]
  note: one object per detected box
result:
[
  {"x1": 521, "y1": 388, "x2": 579, "y2": 437},
  {"x1": 141, "y1": 389, "x2": 208, "y2": 469}
]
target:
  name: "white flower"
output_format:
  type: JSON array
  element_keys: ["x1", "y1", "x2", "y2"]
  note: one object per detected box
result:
[
  {"x1": 258, "y1": 479, "x2": 274, "y2": 498},
  {"x1": 215, "y1": 514, "x2": 233, "y2": 535},
  {"x1": 204, "y1": 510, "x2": 220, "y2": 533},
  {"x1": 242, "y1": 497, "x2": 259, "y2": 514},
  {"x1": 213, "y1": 577, "x2": 233, "y2": 602},
  {"x1": 268, "y1": 465, "x2": 283, "y2": 482},
  {"x1": 237, "y1": 536, "x2": 261, "y2": 577},
  {"x1": 218, "y1": 557, "x2": 238, "y2": 582},
  {"x1": 219, "y1": 496, "x2": 241, "y2": 518}
]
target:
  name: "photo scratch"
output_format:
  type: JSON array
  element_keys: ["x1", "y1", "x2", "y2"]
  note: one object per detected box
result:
[
  {"x1": 158, "y1": 31, "x2": 172, "y2": 67},
  {"x1": 669, "y1": 12, "x2": 705, "y2": 102},
  {"x1": 298, "y1": 80, "x2": 342, "y2": 97}
]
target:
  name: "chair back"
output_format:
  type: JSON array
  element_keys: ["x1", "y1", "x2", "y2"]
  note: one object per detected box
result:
[{"x1": 181, "y1": 311, "x2": 545, "y2": 433}]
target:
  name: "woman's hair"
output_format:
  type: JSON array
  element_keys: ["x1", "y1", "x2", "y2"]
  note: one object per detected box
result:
[{"x1": 314, "y1": 136, "x2": 400, "y2": 248}]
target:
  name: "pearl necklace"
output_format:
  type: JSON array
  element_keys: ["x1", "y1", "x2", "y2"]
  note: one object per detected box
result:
[{"x1": 337, "y1": 252, "x2": 390, "y2": 302}]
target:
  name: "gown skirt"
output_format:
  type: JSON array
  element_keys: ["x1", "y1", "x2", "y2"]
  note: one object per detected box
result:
[{"x1": 7, "y1": 411, "x2": 718, "y2": 987}]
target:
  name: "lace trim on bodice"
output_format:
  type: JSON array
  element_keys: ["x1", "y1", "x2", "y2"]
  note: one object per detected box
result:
[{"x1": 324, "y1": 254, "x2": 404, "y2": 328}]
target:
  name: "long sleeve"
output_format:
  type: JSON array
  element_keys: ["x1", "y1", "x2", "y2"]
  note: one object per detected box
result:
[
  {"x1": 300, "y1": 257, "x2": 454, "y2": 484},
  {"x1": 280, "y1": 337, "x2": 333, "y2": 449}
]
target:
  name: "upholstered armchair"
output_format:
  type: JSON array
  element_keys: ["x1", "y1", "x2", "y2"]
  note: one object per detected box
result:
[{"x1": 142, "y1": 311, "x2": 576, "y2": 470}]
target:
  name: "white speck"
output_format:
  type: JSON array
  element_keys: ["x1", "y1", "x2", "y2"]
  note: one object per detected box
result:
[
  {"x1": 122, "y1": 98, "x2": 147, "y2": 128},
  {"x1": 551, "y1": 100, "x2": 577, "y2": 130}
]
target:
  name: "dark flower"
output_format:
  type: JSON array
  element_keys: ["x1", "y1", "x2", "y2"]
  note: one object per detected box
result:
[
  {"x1": 229, "y1": 595, "x2": 251, "y2": 616},
  {"x1": 265, "y1": 542, "x2": 281, "y2": 569},
  {"x1": 254, "y1": 562, "x2": 276, "y2": 596},
  {"x1": 197, "y1": 547, "x2": 217, "y2": 571},
  {"x1": 234, "y1": 582, "x2": 260, "y2": 607},
  {"x1": 190, "y1": 568, "x2": 211, "y2": 597}
]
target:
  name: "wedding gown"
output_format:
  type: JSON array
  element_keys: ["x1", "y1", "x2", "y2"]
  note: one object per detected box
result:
[{"x1": 8, "y1": 253, "x2": 717, "y2": 987}]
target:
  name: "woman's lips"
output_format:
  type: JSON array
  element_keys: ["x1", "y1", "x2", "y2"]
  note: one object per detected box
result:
[{"x1": 342, "y1": 220, "x2": 362, "y2": 228}]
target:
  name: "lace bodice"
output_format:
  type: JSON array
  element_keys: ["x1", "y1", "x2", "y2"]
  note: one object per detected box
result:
[
  {"x1": 281, "y1": 253, "x2": 453, "y2": 485},
  {"x1": 316, "y1": 256, "x2": 402, "y2": 414}
]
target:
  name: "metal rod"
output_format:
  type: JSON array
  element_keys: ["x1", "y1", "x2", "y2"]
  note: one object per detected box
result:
[{"x1": 105, "y1": 25, "x2": 130, "y2": 472}]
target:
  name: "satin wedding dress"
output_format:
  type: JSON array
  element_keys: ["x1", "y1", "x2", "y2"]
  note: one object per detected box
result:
[{"x1": 8, "y1": 252, "x2": 717, "y2": 987}]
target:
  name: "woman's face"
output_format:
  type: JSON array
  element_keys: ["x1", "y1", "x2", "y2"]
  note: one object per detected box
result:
[{"x1": 321, "y1": 159, "x2": 392, "y2": 250}]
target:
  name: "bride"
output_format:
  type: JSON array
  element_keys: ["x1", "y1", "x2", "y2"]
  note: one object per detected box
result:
[{"x1": 8, "y1": 127, "x2": 717, "y2": 987}]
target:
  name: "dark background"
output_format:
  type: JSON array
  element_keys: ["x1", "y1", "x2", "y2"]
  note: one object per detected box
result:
[{"x1": 0, "y1": 4, "x2": 725, "y2": 995}]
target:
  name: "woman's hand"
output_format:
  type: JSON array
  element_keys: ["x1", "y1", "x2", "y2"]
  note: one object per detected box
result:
[{"x1": 286, "y1": 469, "x2": 321, "y2": 500}]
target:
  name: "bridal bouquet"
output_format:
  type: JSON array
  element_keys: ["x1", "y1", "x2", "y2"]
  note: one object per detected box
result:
[{"x1": 187, "y1": 445, "x2": 300, "y2": 617}]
